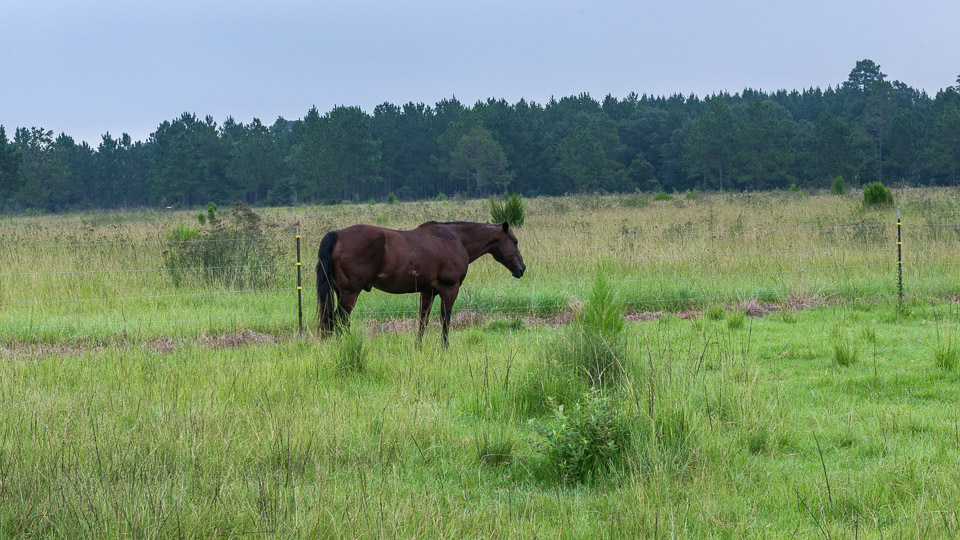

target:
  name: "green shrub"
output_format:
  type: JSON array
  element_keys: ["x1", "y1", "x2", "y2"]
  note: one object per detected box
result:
[
  {"x1": 684, "y1": 188, "x2": 700, "y2": 200},
  {"x1": 489, "y1": 193, "x2": 525, "y2": 227},
  {"x1": 831, "y1": 176, "x2": 846, "y2": 195},
  {"x1": 387, "y1": 192, "x2": 398, "y2": 204},
  {"x1": 533, "y1": 391, "x2": 629, "y2": 483},
  {"x1": 162, "y1": 202, "x2": 280, "y2": 288},
  {"x1": 863, "y1": 182, "x2": 894, "y2": 207},
  {"x1": 653, "y1": 191, "x2": 673, "y2": 201},
  {"x1": 435, "y1": 192, "x2": 448, "y2": 201}
]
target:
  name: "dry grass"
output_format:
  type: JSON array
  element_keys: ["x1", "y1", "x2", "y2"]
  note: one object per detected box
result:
[{"x1": 1, "y1": 187, "x2": 959, "y2": 343}]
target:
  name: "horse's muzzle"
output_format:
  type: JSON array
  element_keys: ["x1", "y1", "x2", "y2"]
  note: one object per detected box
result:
[{"x1": 512, "y1": 263, "x2": 526, "y2": 278}]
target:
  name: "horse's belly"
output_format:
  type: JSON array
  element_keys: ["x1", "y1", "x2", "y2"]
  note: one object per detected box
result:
[{"x1": 371, "y1": 273, "x2": 429, "y2": 294}]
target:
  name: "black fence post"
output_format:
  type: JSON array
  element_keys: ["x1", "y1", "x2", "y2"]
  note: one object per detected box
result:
[
  {"x1": 897, "y1": 208, "x2": 903, "y2": 309},
  {"x1": 296, "y1": 222, "x2": 303, "y2": 334}
]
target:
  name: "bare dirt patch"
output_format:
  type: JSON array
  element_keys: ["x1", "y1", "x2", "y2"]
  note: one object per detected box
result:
[
  {"x1": 781, "y1": 293, "x2": 830, "y2": 312},
  {"x1": 145, "y1": 336, "x2": 179, "y2": 354},
  {"x1": 624, "y1": 311, "x2": 664, "y2": 322},
  {"x1": 735, "y1": 299, "x2": 780, "y2": 317},
  {"x1": 201, "y1": 331, "x2": 275, "y2": 349},
  {"x1": 1, "y1": 341, "x2": 107, "y2": 361}
]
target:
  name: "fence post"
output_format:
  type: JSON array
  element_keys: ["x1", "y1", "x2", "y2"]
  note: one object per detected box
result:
[
  {"x1": 897, "y1": 208, "x2": 902, "y2": 309},
  {"x1": 296, "y1": 222, "x2": 303, "y2": 334}
]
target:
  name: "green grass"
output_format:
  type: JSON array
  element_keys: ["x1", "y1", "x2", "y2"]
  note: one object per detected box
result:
[
  {"x1": 3, "y1": 189, "x2": 960, "y2": 535},
  {"x1": 2, "y1": 303, "x2": 960, "y2": 536}
]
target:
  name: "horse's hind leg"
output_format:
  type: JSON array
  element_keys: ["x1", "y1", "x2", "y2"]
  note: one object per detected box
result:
[
  {"x1": 335, "y1": 289, "x2": 360, "y2": 333},
  {"x1": 417, "y1": 290, "x2": 436, "y2": 344}
]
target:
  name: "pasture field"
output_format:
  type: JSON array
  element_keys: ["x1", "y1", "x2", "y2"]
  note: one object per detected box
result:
[{"x1": 2, "y1": 188, "x2": 960, "y2": 537}]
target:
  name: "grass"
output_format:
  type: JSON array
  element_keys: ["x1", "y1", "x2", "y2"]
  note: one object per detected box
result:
[
  {"x1": 2, "y1": 303, "x2": 960, "y2": 536},
  {"x1": 3, "y1": 188, "x2": 960, "y2": 535},
  {"x1": 4, "y1": 188, "x2": 960, "y2": 343}
]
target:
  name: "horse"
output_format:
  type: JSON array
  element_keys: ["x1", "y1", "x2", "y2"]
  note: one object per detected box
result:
[{"x1": 316, "y1": 221, "x2": 526, "y2": 346}]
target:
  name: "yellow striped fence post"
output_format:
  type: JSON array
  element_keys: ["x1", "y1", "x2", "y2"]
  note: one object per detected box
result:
[{"x1": 296, "y1": 222, "x2": 303, "y2": 334}]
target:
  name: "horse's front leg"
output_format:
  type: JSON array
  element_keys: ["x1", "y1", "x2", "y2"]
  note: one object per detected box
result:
[
  {"x1": 418, "y1": 290, "x2": 436, "y2": 344},
  {"x1": 438, "y1": 285, "x2": 461, "y2": 348}
]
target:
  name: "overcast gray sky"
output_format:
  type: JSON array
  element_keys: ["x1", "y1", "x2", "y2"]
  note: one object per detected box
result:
[{"x1": 2, "y1": 0, "x2": 958, "y2": 146}]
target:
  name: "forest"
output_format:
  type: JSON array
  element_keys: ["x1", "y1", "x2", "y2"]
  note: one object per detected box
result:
[{"x1": 1, "y1": 59, "x2": 959, "y2": 212}]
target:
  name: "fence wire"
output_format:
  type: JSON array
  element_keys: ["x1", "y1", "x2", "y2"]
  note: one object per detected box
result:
[{"x1": 0, "y1": 217, "x2": 956, "y2": 335}]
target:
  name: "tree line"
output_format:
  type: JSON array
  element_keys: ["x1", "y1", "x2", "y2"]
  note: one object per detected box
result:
[{"x1": 1, "y1": 59, "x2": 959, "y2": 212}]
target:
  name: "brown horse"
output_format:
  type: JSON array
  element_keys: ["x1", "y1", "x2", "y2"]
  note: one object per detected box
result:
[{"x1": 316, "y1": 221, "x2": 526, "y2": 346}]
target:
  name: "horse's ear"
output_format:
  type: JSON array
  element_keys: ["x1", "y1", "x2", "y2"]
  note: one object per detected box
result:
[{"x1": 501, "y1": 221, "x2": 509, "y2": 232}]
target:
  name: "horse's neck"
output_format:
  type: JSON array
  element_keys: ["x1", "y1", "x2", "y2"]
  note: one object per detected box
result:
[{"x1": 452, "y1": 224, "x2": 497, "y2": 262}]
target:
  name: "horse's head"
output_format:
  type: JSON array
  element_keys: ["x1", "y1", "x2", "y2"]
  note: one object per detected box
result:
[{"x1": 491, "y1": 222, "x2": 526, "y2": 278}]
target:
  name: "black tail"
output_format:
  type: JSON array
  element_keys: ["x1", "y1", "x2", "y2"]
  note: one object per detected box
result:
[{"x1": 316, "y1": 231, "x2": 339, "y2": 334}]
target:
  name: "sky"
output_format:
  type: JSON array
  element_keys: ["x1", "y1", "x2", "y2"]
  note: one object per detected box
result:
[{"x1": 2, "y1": 0, "x2": 958, "y2": 146}]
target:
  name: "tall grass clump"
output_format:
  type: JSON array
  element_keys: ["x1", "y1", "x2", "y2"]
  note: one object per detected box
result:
[
  {"x1": 623, "y1": 194, "x2": 649, "y2": 208},
  {"x1": 833, "y1": 332, "x2": 859, "y2": 367},
  {"x1": 162, "y1": 202, "x2": 281, "y2": 288},
  {"x1": 562, "y1": 270, "x2": 626, "y2": 387},
  {"x1": 516, "y1": 270, "x2": 627, "y2": 415},
  {"x1": 726, "y1": 309, "x2": 746, "y2": 330},
  {"x1": 533, "y1": 391, "x2": 629, "y2": 483},
  {"x1": 489, "y1": 193, "x2": 525, "y2": 227},
  {"x1": 653, "y1": 191, "x2": 673, "y2": 201},
  {"x1": 862, "y1": 181, "x2": 894, "y2": 207},
  {"x1": 933, "y1": 328, "x2": 959, "y2": 372},
  {"x1": 475, "y1": 428, "x2": 515, "y2": 466},
  {"x1": 335, "y1": 327, "x2": 367, "y2": 374}
]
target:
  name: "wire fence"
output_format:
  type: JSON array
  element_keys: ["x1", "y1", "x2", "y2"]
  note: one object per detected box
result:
[{"x1": 0, "y1": 213, "x2": 957, "y2": 337}]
